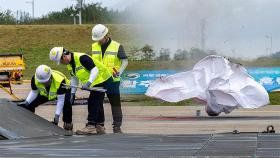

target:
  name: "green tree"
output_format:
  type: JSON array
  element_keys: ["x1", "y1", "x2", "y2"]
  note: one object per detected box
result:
[
  {"x1": 141, "y1": 44, "x2": 155, "y2": 60},
  {"x1": 174, "y1": 49, "x2": 188, "y2": 60},
  {"x1": 0, "y1": 10, "x2": 15, "y2": 24},
  {"x1": 129, "y1": 46, "x2": 141, "y2": 60},
  {"x1": 157, "y1": 48, "x2": 171, "y2": 61}
]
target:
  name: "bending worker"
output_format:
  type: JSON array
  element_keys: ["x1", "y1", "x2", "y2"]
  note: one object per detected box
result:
[
  {"x1": 17, "y1": 65, "x2": 73, "y2": 131},
  {"x1": 49, "y1": 47, "x2": 112, "y2": 135},
  {"x1": 91, "y1": 24, "x2": 128, "y2": 133}
]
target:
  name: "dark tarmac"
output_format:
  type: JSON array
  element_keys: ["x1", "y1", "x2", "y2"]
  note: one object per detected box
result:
[{"x1": 0, "y1": 133, "x2": 279, "y2": 157}]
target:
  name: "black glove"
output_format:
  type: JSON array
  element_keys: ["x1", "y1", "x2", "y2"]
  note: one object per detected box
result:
[
  {"x1": 70, "y1": 93, "x2": 75, "y2": 105},
  {"x1": 17, "y1": 101, "x2": 29, "y2": 108},
  {"x1": 82, "y1": 81, "x2": 92, "y2": 90},
  {"x1": 51, "y1": 114, "x2": 59, "y2": 125}
]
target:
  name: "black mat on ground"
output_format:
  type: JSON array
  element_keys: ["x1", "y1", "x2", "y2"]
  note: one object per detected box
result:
[
  {"x1": 0, "y1": 99, "x2": 68, "y2": 139},
  {"x1": 0, "y1": 133, "x2": 279, "y2": 157}
]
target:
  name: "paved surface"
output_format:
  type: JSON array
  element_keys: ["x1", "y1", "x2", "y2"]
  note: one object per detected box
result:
[
  {"x1": 4, "y1": 83, "x2": 280, "y2": 134},
  {"x1": 1, "y1": 84, "x2": 280, "y2": 157},
  {"x1": 0, "y1": 99, "x2": 67, "y2": 139},
  {"x1": 34, "y1": 104, "x2": 280, "y2": 135},
  {"x1": 0, "y1": 133, "x2": 279, "y2": 157}
]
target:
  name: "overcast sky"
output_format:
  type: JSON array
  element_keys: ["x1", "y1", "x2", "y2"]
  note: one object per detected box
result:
[
  {"x1": 0, "y1": 0, "x2": 280, "y2": 58},
  {"x1": 123, "y1": 0, "x2": 280, "y2": 58},
  {"x1": 0, "y1": 0, "x2": 124, "y2": 17}
]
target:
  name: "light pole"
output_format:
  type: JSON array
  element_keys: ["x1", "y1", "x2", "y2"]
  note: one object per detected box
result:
[
  {"x1": 70, "y1": 14, "x2": 76, "y2": 24},
  {"x1": 76, "y1": 0, "x2": 83, "y2": 25},
  {"x1": 265, "y1": 35, "x2": 273, "y2": 55},
  {"x1": 70, "y1": 14, "x2": 79, "y2": 25},
  {"x1": 26, "y1": 0, "x2": 34, "y2": 19},
  {"x1": 200, "y1": 19, "x2": 206, "y2": 51}
]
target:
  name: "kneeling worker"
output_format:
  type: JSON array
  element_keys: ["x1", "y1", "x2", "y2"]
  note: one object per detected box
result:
[
  {"x1": 17, "y1": 65, "x2": 73, "y2": 131},
  {"x1": 49, "y1": 47, "x2": 112, "y2": 135}
]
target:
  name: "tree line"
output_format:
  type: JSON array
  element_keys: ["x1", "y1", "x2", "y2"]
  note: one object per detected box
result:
[
  {"x1": 0, "y1": 3, "x2": 129, "y2": 24},
  {"x1": 129, "y1": 44, "x2": 218, "y2": 61},
  {"x1": 129, "y1": 44, "x2": 280, "y2": 62}
]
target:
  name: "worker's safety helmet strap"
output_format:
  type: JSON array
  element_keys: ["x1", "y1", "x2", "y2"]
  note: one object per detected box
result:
[
  {"x1": 92, "y1": 24, "x2": 108, "y2": 41},
  {"x1": 49, "y1": 47, "x2": 64, "y2": 65},
  {"x1": 35, "y1": 65, "x2": 52, "y2": 83}
]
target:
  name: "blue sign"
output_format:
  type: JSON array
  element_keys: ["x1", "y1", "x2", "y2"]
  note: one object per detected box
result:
[
  {"x1": 247, "y1": 67, "x2": 280, "y2": 92},
  {"x1": 120, "y1": 68, "x2": 280, "y2": 94},
  {"x1": 120, "y1": 70, "x2": 176, "y2": 94}
]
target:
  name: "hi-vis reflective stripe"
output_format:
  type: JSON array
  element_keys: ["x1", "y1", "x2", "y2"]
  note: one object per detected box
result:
[
  {"x1": 38, "y1": 88, "x2": 46, "y2": 91},
  {"x1": 92, "y1": 51, "x2": 117, "y2": 55},
  {"x1": 75, "y1": 66, "x2": 84, "y2": 72},
  {"x1": 106, "y1": 52, "x2": 117, "y2": 55},
  {"x1": 92, "y1": 51, "x2": 101, "y2": 54},
  {"x1": 49, "y1": 92, "x2": 56, "y2": 95}
]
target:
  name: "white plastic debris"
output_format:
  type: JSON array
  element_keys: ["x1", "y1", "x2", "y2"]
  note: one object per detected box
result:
[{"x1": 145, "y1": 55, "x2": 269, "y2": 115}]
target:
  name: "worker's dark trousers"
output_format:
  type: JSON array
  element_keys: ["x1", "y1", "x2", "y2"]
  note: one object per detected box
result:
[
  {"x1": 24, "y1": 89, "x2": 72, "y2": 123},
  {"x1": 87, "y1": 77, "x2": 123, "y2": 127}
]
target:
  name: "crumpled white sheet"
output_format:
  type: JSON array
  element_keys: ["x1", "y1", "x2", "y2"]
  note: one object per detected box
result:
[{"x1": 145, "y1": 55, "x2": 269, "y2": 115}]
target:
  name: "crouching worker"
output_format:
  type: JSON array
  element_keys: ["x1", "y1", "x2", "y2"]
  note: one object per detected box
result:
[{"x1": 17, "y1": 65, "x2": 73, "y2": 131}]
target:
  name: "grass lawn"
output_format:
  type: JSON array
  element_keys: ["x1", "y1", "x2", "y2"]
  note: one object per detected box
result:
[
  {"x1": 268, "y1": 92, "x2": 280, "y2": 105},
  {"x1": 0, "y1": 24, "x2": 138, "y2": 78}
]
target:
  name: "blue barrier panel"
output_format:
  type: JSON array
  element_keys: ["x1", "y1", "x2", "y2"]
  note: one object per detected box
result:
[
  {"x1": 120, "y1": 70, "x2": 176, "y2": 94},
  {"x1": 247, "y1": 67, "x2": 280, "y2": 92},
  {"x1": 120, "y1": 68, "x2": 280, "y2": 94}
]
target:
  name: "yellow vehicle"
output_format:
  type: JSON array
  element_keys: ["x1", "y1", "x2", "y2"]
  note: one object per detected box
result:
[{"x1": 0, "y1": 53, "x2": 25, "y2": 100}]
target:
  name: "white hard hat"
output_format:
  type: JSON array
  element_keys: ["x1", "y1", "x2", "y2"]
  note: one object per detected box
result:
[
  {"x1": 92, "y1": 24, "x2": 108, "y2": 41},
  {"x1": 35, "y1": 65, "x2": 52, "y2": 83},
  {"x1": 49, "y1": 47, "x2": 64, "y2": 65}
]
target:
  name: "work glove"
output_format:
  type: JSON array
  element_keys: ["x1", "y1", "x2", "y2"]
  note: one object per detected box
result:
[
  {"x1": 17, "y1": 101, "x2": 29, "y2": 108},
  {"x1": 113, "y1": 71, "x2": 120, "y2": 78},
  {"x1": 113, "y1": 68, "x2": 120, "y2": 78},
  {"x1": 70, "y1": 93, "x2": 75, "y2": 105},
  {"x1": 51, "y1": 114, "x2": 60, "y2": 125},
  {"x1": 81, "y1": 81, "x2": 92, "y2": 90}
]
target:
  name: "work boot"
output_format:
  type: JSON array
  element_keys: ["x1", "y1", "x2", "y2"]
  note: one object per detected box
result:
[
  {"x1": 63, "y1": 122, "x2": 73, "y2": 131},
  {"x1": 113, "y1": 126, "x2": 123, "y2": 134},
  {"x1": 75, "y1": 123, "x2": 97, "y2": 135},
  {"x1": 63, "y1": 122, "x2": 73, "y2": 136},
  {"x1": 96, "y1": 124, "x2": 106, "y2": 135}
]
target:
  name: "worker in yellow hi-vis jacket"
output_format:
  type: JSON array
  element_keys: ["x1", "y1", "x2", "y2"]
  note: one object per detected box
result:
[
  {"x1": 91, "y1": 24, "x2": 128, "y2": 134},
  {"x1": 49, "y1": 47, "x2": 113, "y2": 135},
  {"x1": 17, "y1": 65, "x2": 73, "y2": 132}
]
